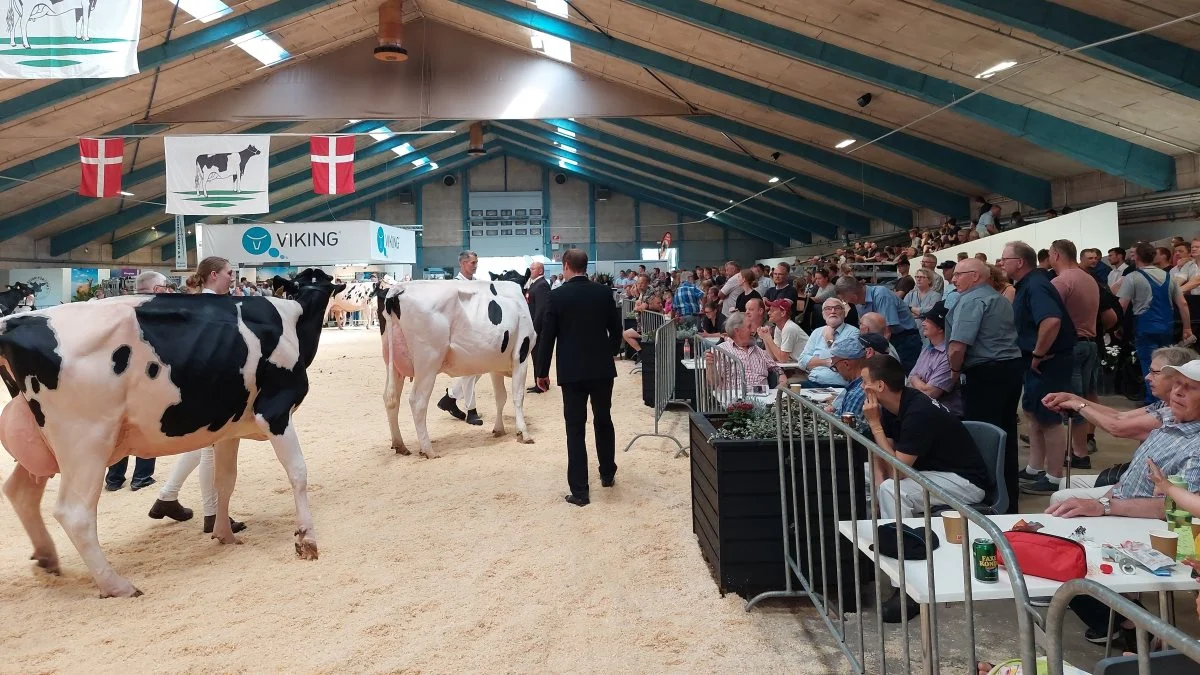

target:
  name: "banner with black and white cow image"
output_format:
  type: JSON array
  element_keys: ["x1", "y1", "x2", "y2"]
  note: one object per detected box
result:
[
  {"x1": 165, "y1": 135, "x2": 271, "y2": 215},
  {"x1": 0, "y1": 0, "x2": 141, "y2": 79}
]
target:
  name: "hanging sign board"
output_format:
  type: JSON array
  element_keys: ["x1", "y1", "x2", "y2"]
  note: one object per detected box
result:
[
  {"x1": 174, "y1": 215, "x2": 188, "y2": 270},
  {"x1": 195, "y1": 221, "x2": 416, "y2": 267}
]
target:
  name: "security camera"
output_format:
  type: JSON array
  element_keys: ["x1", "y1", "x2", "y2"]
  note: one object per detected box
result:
[
  {"x1": 442, "y1": 174, "x2": 457, "y2": 187},
  {"x1": 554, "y1": 173, "x2": 567, "y2": 185},
  {"x1": 857, "y1": 93, "x2": 872, "y2": 108}
]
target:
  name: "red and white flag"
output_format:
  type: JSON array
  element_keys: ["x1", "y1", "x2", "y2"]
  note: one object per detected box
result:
[
  {"x1": 311, "y1": 135, "x2": 355, "y2": 195},
  {"x1": 79, "y1": 138, "x2": 125, "y2": 198}
]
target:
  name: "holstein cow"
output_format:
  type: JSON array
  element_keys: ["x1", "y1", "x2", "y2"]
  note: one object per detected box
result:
[
  {"x1": 0, "y1": 282, "x2": 36, "y2": 317},
  {"x1": 6, "y1": 0, "x2": 96, "y2": 50},
  {"x1": 326, "y1": 281, "x2": 383, "y2": 329},
  {"x1": 379, "y1": 279, "x2": 536, "y2": 457},
  {"x1": 194, "y1": 145, "x2": 261, "y2": 197},
  {"x1": 489, "y1": 269, "x2": 530, "y2": 288},
  {"x1": 0, "y1": 269, "x2": 343, "y2": 597}
]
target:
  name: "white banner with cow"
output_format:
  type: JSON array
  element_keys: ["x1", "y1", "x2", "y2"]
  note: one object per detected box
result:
[
  {"x1": 164, "y1": 135, "x2": 271, "y2": 216},
  {"x1": 0, "y1": 0, "x2": 141, "y2": 79}
]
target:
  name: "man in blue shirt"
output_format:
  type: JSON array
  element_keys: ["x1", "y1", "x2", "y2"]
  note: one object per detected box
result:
[
  {"x1": 829, "y1": 336, "x2": 868, "y2": 420},
  {"x1": 1000, "y1": 240, "x2": 1077, "y2": 497},
  {"x1": 834, "y1": 276, "x2": 921, "y2": 373},
  {"x1": 672, "y1": 271, "x2": 703, "y2": 320}
]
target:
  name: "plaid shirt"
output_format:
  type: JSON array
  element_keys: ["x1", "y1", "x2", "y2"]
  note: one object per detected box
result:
[
  {"x1": 716, "y1": 340, "x2": 781, "y2": 390},
  {"x1": 834, "y1": 377, "x2": 866, "y2": 418},
  {"x1": 1112, "y1": 413, "x2": 1200, "y2": 500},
  {"x1": 673, "y1": 281, "x2": 704, "y2": 316}
]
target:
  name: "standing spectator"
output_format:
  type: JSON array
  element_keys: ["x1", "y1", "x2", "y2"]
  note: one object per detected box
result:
[
  {"x1": 756, "y1": 263, "x2": 774, "y2": 294},
  {"x1": 1001, "y1": 240, "x2": 1077, "y2": 497},
  {"x1": 1153, "y1": 246, "x2": 1173, "y2": 271},
  {"x1": 976, "y1": 204, "x2": 1000, "y2": 237},
  {"x1": 1037, "y1": 249, "x2": 1054, "y2": 274},
  {"x1": 763, "y1": 262, "x2": 798, "y2": 308},
  {"x1": 716, "y1": 261, "x2": 742, "y2": 315},
  {"x1": 938, "y1": 261, "x2": 959, "y2": 308},
  {"x1": 833, "y1": 276, "x2": 922, "y2": 373},
  {"x1": 989, "y1": 264, "x2": 1016, "y2": 302},
  {"x1": 1079, "y1": 248, "x2": 1111, "y2": 288},
  {"x1": 1120, "y1": 242, "x2": 1194, "y2": 402},
  {"x1": 758, "y1": 299, "x2": 808, "y2": 363},
  {"x1": 672, "y1": 270, "x2": 703, "y2": 320},
  {"x1": 905, "y1": 269, "x2": 942, "y2": 328},
  {"x1": 1184, "y1": 238, "x2": 1200, "y2": 296},
  {"x1": 525, "y1": 261, "x2": 551, "y2": 394},
  {"x1": 907, "y1": 302, "x2": 961, "y2": 416},
  {"x1": 1170, "y1": 242, "x2": 1198, "y2": 291},
  {"x1": 921, "y1": 254, "x2": 945, "y2": 293},
  {"x1": 734, "y1": 269, "x2": 762, "y2": 313},
  {"x1": 1010, "y1": 211, "x2": 1027, "y2": 229},
  {"x1": 811, "y1": 268, "x2": 837, "y2": 303},
  {"x1": 1048, "y1": 240, "x2": 1101, "y2": 470},
  {"x1": 1106, "y1": 247, "x2": 1129, "y2": 292},
  {"x1": 534, "y1": 249, "x2": 623, "y2": 507},
  {"x1": 797, "y1": 299, "x2": 861, "y2": 386},
  {"x1": 945, "y1": 258, "x2": 1024, "y2": 512}
]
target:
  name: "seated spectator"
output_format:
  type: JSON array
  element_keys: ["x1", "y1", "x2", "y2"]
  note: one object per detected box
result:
[
  {"x1": 705, "y1": 311, "x2": 782, "y2": 393},
  {"x1": 698, "y1": 300, "x2": 725, "y2": 337},
  {"x1": 734, "y1": 268, "x2": 762, "y2": 312},
  {"x1": 906, "y1": 302, "x2": 962, "y2": 416},
  {"x1": 938, "y1": 261, "x2": 960, "y2": 309},
  {"x1": 622, "y1": 293, "x2": 664, "y2": 365},
  {"x1": 796, "y1": 299, "x2": 861, "y2": 387},
  {"x1": 758, "y1": 298, "x2": 808, "y2": 364},
  {"x1": 859, "y1": 312, "x2": 902, "y2": 362},
  {"x1": 828, "y1": 337, "x2": 869, "y2": 419}
]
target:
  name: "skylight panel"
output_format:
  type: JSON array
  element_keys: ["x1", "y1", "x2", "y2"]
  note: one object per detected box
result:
[
  {"x1": 230, "y1": 30, "x2": 291, "y2": 68},
  {"x1": 171, "y1": 0, "x2": 232, "y2": 23}
]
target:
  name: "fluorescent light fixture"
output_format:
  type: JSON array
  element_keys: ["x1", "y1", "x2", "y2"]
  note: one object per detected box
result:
[
  {"x1": 728, "y1": 199, "x2": 734, "y2": 203},
  {"x1": 975, "y1": 60, "x2": 1017, "y2": 79},
  {"x1": 705, "y1": 210, "x2": 715, "y2": 217},
  {"x1": 274, "y1": 220, "x2": 285, "y2": 224},
  {"x1": 554, "y1": 142, "x2": 577, "y2": 153},
  {"x1": 171, "y1": 0, "x2": 232, "y2": 23},
  {"x1": 118, "y1": 190, "x2": 134, "y2": 196},
  {"x1": 835, "y1": 139, "x2": 855, "y2": 149},
  {"x1": 411, "y1": 157, "x2": 428, "y2": 167},
  {"x1": 555, "y1": 127, "x2": 575, "y2": 138},
  {"x1": 230, "y1": 30, "x2": 290, "y2": 68},
  {"x1": 534, "y1": 0, "x2": 568, "y2": 18},
  {"x1": 768, "y1": 176, "x2": 779, "y2": 183},
  {"x1": 558, "y1": 158, "x2": 577, "y2": 168},
  {"x1": 428, "y1": 162, "x2": 439, "y2": 170},
  {"x1": 391, "y1": 142, "x2": 416, "y2": 158}
]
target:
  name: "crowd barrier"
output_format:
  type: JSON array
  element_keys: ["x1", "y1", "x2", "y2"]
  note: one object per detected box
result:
[
  {"x1": 625, "y1": 312, "x2": 687, "y2": 457},
  {"x1": 748, "y1": 388, "x2": 1039, "y2": 674},
  {"x1": 618, "y1": 297, "x2": 635, "y2": 318},
  {"x1": 690, "y1": 336, "x2": 749, "y2": 414},
  {"x1": 1046, "y1": 580, "x2": 1200, "y2": 675}
]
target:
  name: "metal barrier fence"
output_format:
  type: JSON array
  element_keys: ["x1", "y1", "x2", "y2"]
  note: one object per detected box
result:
[
  {"x1": 747, "y1": 388, "x2": 1039, "y2": 674},
  {"x1": 625, "y1": 312, "x2": 686, "y2": 457},
  {"x1": 1047, "y1": 580, "x2": 1200, "y2": 675},
  {"x1": 619, "y1": 297, "x2": 635, "y2": 318},
  {"x1": 690, "y1": 336, "x2": 749, "y2": 414}
]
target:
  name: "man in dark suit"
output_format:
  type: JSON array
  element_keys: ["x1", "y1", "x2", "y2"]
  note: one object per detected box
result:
[
  {"x1": 525, "y1": 261, "x2": 552, "y2": 394},
  {"x1": 535, "y1": 249, "x2": 623, "y2": 506}
]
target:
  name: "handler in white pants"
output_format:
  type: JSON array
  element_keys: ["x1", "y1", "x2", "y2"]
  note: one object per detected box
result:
[{"x1": 436, "y1": 251, "x2": 485, "y2": 426}]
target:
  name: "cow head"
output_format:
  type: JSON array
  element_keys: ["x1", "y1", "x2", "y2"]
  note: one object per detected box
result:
[
  {"x1": 8, "y1": 282, "x2": 34, "y2": 300},
  {"x1": 489, "y1": 269, "x2": 530, "y2": 288}
]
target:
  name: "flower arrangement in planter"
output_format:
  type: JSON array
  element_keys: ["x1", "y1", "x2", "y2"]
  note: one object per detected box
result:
[
  {"x1": 709, "y1": 400, "x2": 837, "y2": 441},
  {"x1": 676, "y1": 323, "x2": 698, "y2": 339}
]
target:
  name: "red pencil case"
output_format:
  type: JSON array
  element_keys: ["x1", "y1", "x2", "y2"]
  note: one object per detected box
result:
[{"x1": 996, "y1": 531, "x2": 1087, "y2": 582}]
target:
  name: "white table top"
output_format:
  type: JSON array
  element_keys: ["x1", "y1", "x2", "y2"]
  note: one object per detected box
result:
[
  {"x1": 681, "y1": 358, "x2": 798, "y2": 370},
  {"x1": 838, "y1": 514, "x2": 1198, "y2": 604}
]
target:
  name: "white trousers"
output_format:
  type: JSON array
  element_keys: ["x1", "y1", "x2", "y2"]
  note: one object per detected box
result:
[
  {"x1": 449, "y1": 374, "x2": 480, "y2": 411},
  {"x1": 878, "y1": 472, "x2": 986, "y2": 520},
  {"x1": 157, "y1": 447, "x2": 217, "y2": 517},
  {"x1": 1048, "y1": 475, "x2": 1108, "y2": 505}
]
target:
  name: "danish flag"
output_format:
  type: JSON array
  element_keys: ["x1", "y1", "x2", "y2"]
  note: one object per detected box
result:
[
  {"x1": 79, "y1": 137, "x2": 125, "y2": 198},
  {"x1": 311, "y1": 135, "x2": 355, "y2": 195}
]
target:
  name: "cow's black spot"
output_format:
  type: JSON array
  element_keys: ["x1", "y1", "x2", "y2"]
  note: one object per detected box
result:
[
  {"x1": 0, "y1": 315, "x2": 62, "y2": 400},
  {"x1": 500, "y1": 330, "x2": 510, "y2": 353},
  {"x1": 385, "y1": 294, "x2": 402, "y2": 321},
  {"x1": 111, "y1": 345, "x2": 131, "y2": 375},
  {"x1": 519, "y1": 336, "x2": 531, "y2": 363},
  {"x1": 29, "y1": 377, "x2": 39, "y2": 393},
  {"x1": 487, "y1": 300, "x2": 503, "y2": 326},
  {"x1": 146, "y1": 363, "x2": 160, "y2": 379},
  {"x1": 490, "y1": 283, "x2": 497, "y2": 296},
  {"x1": 374, "y1": 288, "x2": 390, "y2": 335},
  {"x1": 27, "y1": 399, "x2": 45, "y2": 427}
]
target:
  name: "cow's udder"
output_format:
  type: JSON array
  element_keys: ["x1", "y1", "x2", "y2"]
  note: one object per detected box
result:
[{"x1": 0, "y1": 398, "x2": 58, "y2": 477}]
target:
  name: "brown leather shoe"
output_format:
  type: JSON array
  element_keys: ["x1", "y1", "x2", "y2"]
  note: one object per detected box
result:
[{"x1": 148, "y1": 499, "x2": 193, "y2": 522}]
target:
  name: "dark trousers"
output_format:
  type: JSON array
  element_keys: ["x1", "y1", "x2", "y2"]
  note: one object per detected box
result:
[
  {"x1": 1070, "y1": 595, "x2": 1131, "y2": 634},
  {"x1": 106, "y1": 456, "x2": 156, "y2": 489},
  {"x1": 892, "y1": 328, "x2": 922, "y2": 373},
  {"x1": 561, "y1": 378, "x2": 617, "y2": 496},
  {"x1": 963, "y1": 358, "x2": 1023, "y2": 513}
]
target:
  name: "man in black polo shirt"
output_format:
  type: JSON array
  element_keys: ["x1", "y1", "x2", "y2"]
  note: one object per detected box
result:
[
  {"x1": 1000, "y1": 240, "x2": 1076, "y2": 497},
  {"x1": 863, "y1": 355, "x2": 989, "y2": 520}
]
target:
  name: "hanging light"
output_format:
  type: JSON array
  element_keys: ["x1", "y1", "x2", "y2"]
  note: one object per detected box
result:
[{"x1": 374, "y1": 0, "x2": 408, "y2": 62}]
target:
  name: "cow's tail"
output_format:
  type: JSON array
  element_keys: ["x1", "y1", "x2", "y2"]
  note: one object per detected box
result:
[{"x1": 382, "y1": 318, "x2": 402, "y2": 407}]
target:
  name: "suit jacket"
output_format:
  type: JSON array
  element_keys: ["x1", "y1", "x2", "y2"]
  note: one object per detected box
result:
[
  {"x1": 526, "y1": 276, "x2": 551, "y2": 334},
  {"x1": 535, "y1": 275, "x2": 622, "y2": 384}
]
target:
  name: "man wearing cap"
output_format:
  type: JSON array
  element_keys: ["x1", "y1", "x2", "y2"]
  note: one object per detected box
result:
[
  {"x1": 834, "y1": 276, "x2": 922, "y2": 373},
  {"x1": 796, "y1": 298, "x2": 861, "y2": 387},
  {"x1": 937, "y1": 261, "x2": 959, "y2": 309},
  {"x1": 945, "y1": 258, "x2": 1024, "y2": 512},
  {"x1": 907, "y1": 301, "x2": 961, "y2": 416},
  {"x1": 828, "y1": 336, "x2": 869, "y2": 419},
  {"x1": 758, "y1": 298, "x2": 808, "y2": 364},
  {"x1": 859, "y1": 332, "x2": 896, "y2": 362}
]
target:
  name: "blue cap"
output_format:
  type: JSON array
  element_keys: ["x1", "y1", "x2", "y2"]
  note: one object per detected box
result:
[{"x1": 829, "y1": 335, "x2": 866, "y2": 359}]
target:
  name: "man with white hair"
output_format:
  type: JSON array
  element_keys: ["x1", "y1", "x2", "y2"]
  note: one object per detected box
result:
[
  {"x1": 134, "y1": 270, "x2": 171, "y2": 294},
  {"x1": 796, "y1": 298, "x2": 861, "y2": 387}
]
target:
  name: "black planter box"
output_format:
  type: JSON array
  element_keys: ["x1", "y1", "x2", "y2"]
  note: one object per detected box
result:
[
  {"x1": 689, "y1": 412, "x2": 869, "y2": 602},
  {"x1": 639, "y1": 339, "x2": 696, "y2": 409}
]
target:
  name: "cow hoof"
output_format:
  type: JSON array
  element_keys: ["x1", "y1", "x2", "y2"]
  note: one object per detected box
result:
[
  {"x1": 30, "y1": 552, "x2": 59, "y2": 575},
  {"x1": 211, "y1": 532, "x2": 243, "y2": 546},
  {"x1": 294, "y1": 537, "x2": 319, "y2": 561},
  {"x1": 418, "y1": 450, "x2": 439, "y2": 459},
  {"x1": 100, "y1": 585, "x2": 143, "y2": 599},
  {"x1": 517, "y1": 433, "x2": 534, "y2": 445},
  {"x1": 492, "y1": 429, "x2": 505, "y2": 438},
  {"x1": 393, "y1": 444, "x2": 410, "y2": 455}
]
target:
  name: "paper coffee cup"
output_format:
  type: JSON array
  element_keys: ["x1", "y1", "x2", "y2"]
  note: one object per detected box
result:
[
  {"x1": 942, "y1": 511, "x2": 965, "y2": 545},
  {"x1": 1150, "y1": 531, "x2": 1179, "y2": 559}
]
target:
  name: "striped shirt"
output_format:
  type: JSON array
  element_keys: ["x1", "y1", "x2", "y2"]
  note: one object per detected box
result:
[
  {"x1": 834, "y1": 377, "x2": 866, "y2": 419},
  {"x1": 716, "y1": 339, "x2": 781, "y2": 390},
  {"x1": 1112, "y1": 414, "x2": 1200, "y2": 500}
]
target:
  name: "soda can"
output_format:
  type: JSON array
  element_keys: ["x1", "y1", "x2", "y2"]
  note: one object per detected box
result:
[
  {"x1": 973, "y1": 538, "x2": 998, "y2": 583},
  {"x1": 840, "y1": 413, "x2": 857, "y2": 428}
]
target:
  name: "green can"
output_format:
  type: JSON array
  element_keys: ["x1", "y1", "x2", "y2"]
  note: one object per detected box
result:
[{"x1": 973, "y1": 538, "x2": 998, "y2": 583}]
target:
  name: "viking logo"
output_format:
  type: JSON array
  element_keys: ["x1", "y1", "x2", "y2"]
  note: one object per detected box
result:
[
  {"x1": 242, "y1": 226, "x2": 278, "y2": 258},
  {"x1": 376, "y1": 226, "x2": 387, "y2": 254}
]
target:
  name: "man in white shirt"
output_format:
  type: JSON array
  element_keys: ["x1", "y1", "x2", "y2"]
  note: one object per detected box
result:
[
  {"x1": 437, "y1": 250, "x2": 484, "y2": 425},
  {"x1": 717, "y1": 260, "x2": 743, "y2": 316},
  {"x1": 758, "y1": 298, "x2": 808, "y2": 364},
  {"x1": 975, "y1": 204, "x2": 1000, "y2": 237},
  {"x1": 1106, "y1": 247, "x2": 1129, "y2": 292}
]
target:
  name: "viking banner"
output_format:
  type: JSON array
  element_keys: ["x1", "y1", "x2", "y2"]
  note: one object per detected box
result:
[
  {"x1": 164, "y1": 135, "x2": 271, "y2": 215},
  {"x1": 0, "y1": 0, "x2": 141, "y2": 79}
]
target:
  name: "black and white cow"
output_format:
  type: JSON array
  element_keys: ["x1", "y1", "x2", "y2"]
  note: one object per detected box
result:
[
  {"x1": 194, "y1": 145, "x2": 261, "y2": 197},
  {"x1": 0, "y1": 281, "x2": 36, "y2": 317},
  {"x1": 379, "y1": 279, "x2": 536, "y2": 458},
  {"x1": 488, "y1": 269, "x2": 530, "y2": 288},
  {"x1": 0, "y1": 269, "x2": 343, "y2": 597},
  {"x1": 326, "y1": 280, "x2": 386, "y2": 329},
  {"x1": 6, "y1": 0, "x2": 95, "y2": 50}
]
